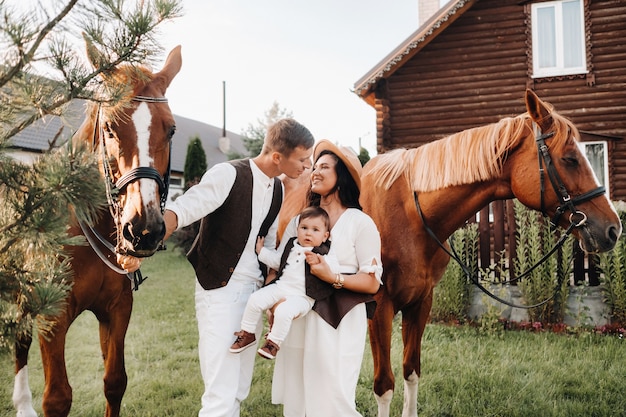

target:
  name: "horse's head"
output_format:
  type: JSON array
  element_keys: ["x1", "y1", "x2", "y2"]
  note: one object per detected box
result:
[
  {"x1": 510, "y1": 89, "x2": 621, "y2": 253},
  {"x1": 77, "y1": 44, "x2": 182, "y2": 257}
]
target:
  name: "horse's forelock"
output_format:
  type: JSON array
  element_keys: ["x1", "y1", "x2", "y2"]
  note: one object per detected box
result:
[
  {"x1": 551, "y1": 111, "x2": 579, "y2": 148},
  {"x1": 88, "y1": 65, "x2": 155, "y2": 122}
]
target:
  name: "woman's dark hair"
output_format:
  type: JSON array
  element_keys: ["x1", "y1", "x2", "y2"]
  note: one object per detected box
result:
[{"x1": 308, "y1": 150, "x2": 361, "y2": 210}]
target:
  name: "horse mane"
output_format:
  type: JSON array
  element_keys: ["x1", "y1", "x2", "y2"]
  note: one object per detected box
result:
[
  {"x1": 367, "y1": 109, "x2": 575, "y2": 192},
  {"x1": 73, "y1": 65, "x2": 155, "y2": 150}
]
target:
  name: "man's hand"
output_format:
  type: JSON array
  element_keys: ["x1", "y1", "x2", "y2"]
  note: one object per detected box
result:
[{"x1": 117, "y1": 254, "x2": 142, "y2": 272}]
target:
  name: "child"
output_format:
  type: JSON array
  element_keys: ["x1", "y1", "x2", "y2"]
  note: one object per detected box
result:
[{"x1": 230, "y1": 206, "x2": 339, "y2": 359}]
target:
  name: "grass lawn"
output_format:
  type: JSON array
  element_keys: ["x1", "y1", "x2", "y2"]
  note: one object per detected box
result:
[{"x1": 1, "y1": 249, "x2": 625, "y2": 416}]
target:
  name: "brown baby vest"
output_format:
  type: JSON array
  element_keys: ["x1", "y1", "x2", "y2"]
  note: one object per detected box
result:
[
  {"x1": 272, "y1": 237, "x2": 334, "y2": 301},
  {"x1": 274, "y1": 237, "x2": 376, "y2": 329}
]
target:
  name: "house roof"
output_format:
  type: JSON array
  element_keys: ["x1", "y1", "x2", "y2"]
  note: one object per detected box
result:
[
  {"x1": 7, "y1": 100, "x2": 246, "y2": 173},
  {"x1": 171, "y1": 113, "x2": 246, "y2": 172},
  {"x1": 353, "y1": 0, "x2": 476, "y2": 104},
  {"x1": 9, "y1": 100, "x2": 86, "y2": 152}
]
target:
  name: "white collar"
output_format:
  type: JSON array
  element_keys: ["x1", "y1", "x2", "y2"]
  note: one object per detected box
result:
[{"x1": 249, "y1": 158, "x2": 273, "y2": 188}]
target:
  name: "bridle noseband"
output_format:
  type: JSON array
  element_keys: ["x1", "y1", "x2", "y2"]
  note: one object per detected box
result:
[
  {"x1": 79, "y1": 95, "x2": 172, "y2": 290},
  {"x1": 414, "y1": 123, "x2": 607, "y2": 309}
]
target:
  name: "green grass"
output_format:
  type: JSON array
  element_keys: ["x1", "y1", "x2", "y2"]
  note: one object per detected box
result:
[{"x1": 1, "y1": 249, "x2": 625, "y2": 416}]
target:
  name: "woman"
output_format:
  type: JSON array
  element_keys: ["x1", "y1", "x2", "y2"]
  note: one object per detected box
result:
[{"x1": 271, "y1": 140, "x2": 383, "y2": 417}]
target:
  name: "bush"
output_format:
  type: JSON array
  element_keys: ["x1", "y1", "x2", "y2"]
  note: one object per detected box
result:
[
  {"x1": 598, "y1": 201, "x2": 626, "y2": 325},
  {"x1": 515, "y1": 201, "x2": 571, "y2": 324},
  {"x1": 431, "y1": 223, "x2": 477, "y2": 323}
]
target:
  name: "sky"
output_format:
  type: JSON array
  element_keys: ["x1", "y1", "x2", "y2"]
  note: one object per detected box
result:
[{"x1": 155, "y1": 0, "x2": 422, "y2": 155}]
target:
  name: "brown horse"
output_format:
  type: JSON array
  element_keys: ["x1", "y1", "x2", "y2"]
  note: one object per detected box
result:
[
  {"x1": 12, "y1": 44, "x2": 182, "y2": 417},
  {"x1": 359, "y1": 89, "x2": 622, "y2": 417}
]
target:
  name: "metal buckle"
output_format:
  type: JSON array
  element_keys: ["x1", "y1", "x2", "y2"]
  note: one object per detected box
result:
[{"x1": 569, "y1": 211, "x2": 588, "y2": 227}]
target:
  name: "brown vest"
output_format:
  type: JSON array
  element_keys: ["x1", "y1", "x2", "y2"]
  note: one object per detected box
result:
[{"x1": 186, "y1": 160, "x2": 282, "y2": 290}]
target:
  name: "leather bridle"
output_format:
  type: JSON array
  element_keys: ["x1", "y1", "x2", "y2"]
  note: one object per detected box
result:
[{"x1": 535, "y1": 123, "x2": 605, "y2": 229}]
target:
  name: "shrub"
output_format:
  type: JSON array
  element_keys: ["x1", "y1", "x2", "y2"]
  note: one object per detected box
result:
[
  {"x1": 514, "y1": 200, "x2": 571, "y2": 324},
  {"x1": 431, "y1": 223, "x2": 477, "y2": 323},
  {"x1": 598, "y1": 201, "x2": 626, "y2": 325}
]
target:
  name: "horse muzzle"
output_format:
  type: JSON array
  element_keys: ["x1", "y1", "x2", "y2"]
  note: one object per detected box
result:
[
  {"x1": 119, "y1": 216, "x2": 166, "y2": 257},
  {"x1": 575, "y1": 218, "x2": 622, "y2": 254}
]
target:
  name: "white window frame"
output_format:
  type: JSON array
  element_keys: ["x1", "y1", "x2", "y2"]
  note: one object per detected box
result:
[
  {"x1": 578, "y1": 141, "x2": 609, "y2": 198},
  {"x1": 531, "y1": 0, "x2": 587, "y2": 78}
]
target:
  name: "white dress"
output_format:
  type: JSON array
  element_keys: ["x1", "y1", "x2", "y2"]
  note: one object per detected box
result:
[{"x1": 271, "y1": 208, "x2": 383, "y2": 417}]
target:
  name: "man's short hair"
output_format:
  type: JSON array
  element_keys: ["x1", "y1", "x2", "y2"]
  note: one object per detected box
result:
[{"x1": 263, "y1": 118, "x2": 314, "y2": 156}]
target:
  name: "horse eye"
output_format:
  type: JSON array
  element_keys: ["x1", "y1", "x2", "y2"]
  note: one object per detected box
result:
[
  {"x1": 562, "y1": 156, "x2": 579, "y2": 167},
  {"x1": 108, "y1": 155, "x2": 119, "y2": 171},
  {"x1": 104, "y1": 122, "x2": 118, "y2": 141},
  {"x1": 168, "y1": 125, "x2": 176, "y2": 140}
]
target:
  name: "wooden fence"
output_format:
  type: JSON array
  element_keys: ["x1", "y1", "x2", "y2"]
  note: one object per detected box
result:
[{"x1": 474, "y1": 200, "x2": 600, "y2": 286}]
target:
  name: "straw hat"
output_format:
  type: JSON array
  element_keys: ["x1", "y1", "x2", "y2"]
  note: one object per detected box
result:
[{"x1": 313, "y1": 139, "x2": 362, "y2": 191}]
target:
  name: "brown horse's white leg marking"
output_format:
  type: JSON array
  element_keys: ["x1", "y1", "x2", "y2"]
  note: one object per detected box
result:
[
  {"x1": 375, "y1": 390, "x2": 393, "y2": 417},
  {"x1": 402, "y1": 371, "x2": 419, "y2": 417},
  {"x1": 13, "y1": 366, "x2": 37, "y2": 417}
]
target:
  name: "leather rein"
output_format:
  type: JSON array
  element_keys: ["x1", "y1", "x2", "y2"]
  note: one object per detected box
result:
[
  {"x1": 415, "y1": 124, "x2": 606, "y2": 309},
  {"x1": 78, "y1": 95, "x2": 171, "y2": 290}
]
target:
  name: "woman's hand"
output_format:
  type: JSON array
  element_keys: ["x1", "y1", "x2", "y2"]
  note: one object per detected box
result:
[
  {"x1": 305, "y1": 252, "x2": 333, "y2": 284},
  {"x1": 117, "y1": 254, "x2": 142, "y2": 272}
]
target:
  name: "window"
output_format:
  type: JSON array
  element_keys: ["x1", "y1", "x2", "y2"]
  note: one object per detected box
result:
[
  {"x1": 579, "y1": 141, "x2": 609, "y2": 197},
  {"x1": 531, "y1": 0, "x2": 586, "y2": 78},
  {"x1": 169, "y1": 176, "x2": 183, "y2": 188}
]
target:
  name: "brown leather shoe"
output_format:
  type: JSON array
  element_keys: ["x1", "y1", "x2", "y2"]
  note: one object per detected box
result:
[
  {"x1": 229, "y1": 330, "x2": 256, "y2": 353},
  {"x1": 257, "y1": 339, "x2": 280, "y2": 359}
]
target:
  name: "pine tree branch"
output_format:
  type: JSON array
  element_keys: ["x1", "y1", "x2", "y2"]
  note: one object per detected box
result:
[{"x1": 0, "y1": 0, "x2": 79, "y2": 88}]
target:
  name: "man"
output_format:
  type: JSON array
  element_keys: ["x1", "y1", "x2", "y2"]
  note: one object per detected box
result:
[{"x1": 121, "y1": 118, "x2": 314, "y2": 416}]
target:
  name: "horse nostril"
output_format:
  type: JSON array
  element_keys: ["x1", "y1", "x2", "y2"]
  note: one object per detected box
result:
[
  {"x1": 607, "y1": 224, "x2": 621, "y2": 243},
  {"x1": 123, "y1": 222, "x2": 137, "y2": 244}
]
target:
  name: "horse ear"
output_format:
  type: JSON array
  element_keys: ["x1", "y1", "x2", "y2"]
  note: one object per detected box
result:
[
  {"x1": 83, "y1": 33, "x2": 107, "y2": 70},
  {"x1": 525, "y1": 89, "x2": 553, "y2": 132},
  {"x1": 154, "y1": 45, "x2": 182, "y2": 91},
  {"x1": 82, "y1": 33, "x2": 127, "y2": 85}
]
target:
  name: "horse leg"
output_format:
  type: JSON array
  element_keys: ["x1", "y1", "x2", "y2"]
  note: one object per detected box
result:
[
  {"x1": 13, "y1": 335, "x2": 38, "y2": 417},
  {"x1": 39, "y1": 317, "x2": 73, "y2": 417},
  {"x1": 98, "y1": 290, "x2": 132, "y2": 417},
  {"x1": 369, "y1": 291, "x2": 396, "y2": 417},
  {"x1": 400, "y1": 291, "x2": 433, "y2": 417}
]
